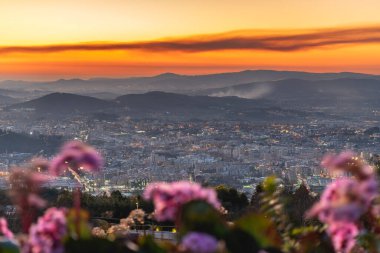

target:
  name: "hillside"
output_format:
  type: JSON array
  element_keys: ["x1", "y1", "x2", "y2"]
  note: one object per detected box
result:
[
  {"x1": 1, "y1": 70, "x2": 379, "y2": 95},
  {"x1": 7, "y1": 93, "x2": 118, "y2": 114}
]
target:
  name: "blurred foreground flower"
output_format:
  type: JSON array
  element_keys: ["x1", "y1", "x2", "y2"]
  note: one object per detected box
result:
[
  {"x1": 322, "y1": 151, "x2": 373, "y2": 180},
  {"x1": 25, "y1": 208, "x2": 67, "y2": 253},
  {"x1": 0, "y1": 218, "x2": 14, "y2": 239},
  {"x1": 9, "y1": 168, "x2": 48, "y2": 233},
  {"x1": 327, "y1": 222, "x2": 358, "y2": 253},
  {"x1": 144, "y1": 181, "x2": 221, "y2": 221},
  {"x1": 49, "y1": 140, "x2": 103, "y2": 176},
  {"x1": 180, "y1": 232, "x2": 218, "y2": 253},
  {"x1": 308, "y1": 151, "x2": 378, "y2": 253},
  {"x1": 49, "y1": 141, "x2": 103, "y2": 239}
]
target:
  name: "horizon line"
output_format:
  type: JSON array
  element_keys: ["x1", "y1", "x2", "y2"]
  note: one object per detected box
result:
[{"x1": 0, "y1": 68, "x2": 379, "y2": 83}]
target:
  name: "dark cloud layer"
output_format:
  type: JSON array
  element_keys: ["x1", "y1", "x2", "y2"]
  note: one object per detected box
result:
[{"x1": 2, "y1": 26, "x2": 380, "y2": 54}]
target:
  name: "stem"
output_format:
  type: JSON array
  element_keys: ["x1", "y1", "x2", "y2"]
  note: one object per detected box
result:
[
  {"x1": 74, "y1": 187, "x2": 81, "y2": 238},
  {"x1": 21, "y1": 209, "x2": 33, "y2": 234},
  {"x1": 21, "y1": 196, "x2": 34, "y2": 234}
]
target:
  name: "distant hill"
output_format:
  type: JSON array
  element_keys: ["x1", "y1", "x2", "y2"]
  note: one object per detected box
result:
[
  {"x1": 115, "y1": 91, "x2": 322, "y2": 121},
  {"x1": 1, "y1": 70, "x2": 379, "y2": 95},
  {"x1": 0, "y1": 94, "x2": 18, "y2": 105},
  {"x1": 7, "y1": 93, "x2": 118, "y2": 114},
  {"x1": 198, "y1": 78, "x2": 380, "y2": 111},
  {"x1": 115, "y1": 91, "x2": 234, "y2": 110}
]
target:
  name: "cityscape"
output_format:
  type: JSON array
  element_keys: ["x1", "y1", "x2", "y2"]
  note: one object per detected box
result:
[
  {"x1": 0, "y1": 70, "x2": 380, "y2": 197},
  {"x1": 2, "y1": 1, "x2": 380, "y2": 252}
]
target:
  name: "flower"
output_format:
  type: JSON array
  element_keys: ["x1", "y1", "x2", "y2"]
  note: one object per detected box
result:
[
  {"x1": 327, "y1": 222, "x2": 359, "y2": 253},
  {"x1": 0, "y1": 218, "x2": 14, "y2": 239},
  {"x1": 91, "y1": 227, "x2": 106, "y2": 238},
  {"x1": 106, "y1": 225, "x2": 128, "y2": 238},
  {"x1": 144, "y1": 181, "x2": 221, "y2": 221},
  {"x1": 120, "y1": 217, "x2": 135, "y2": 228},
  {"x1": 322, "y1": 151, "x2": 373, "y2": 180},
  {"x1": 308, "y1": 151, "x2": 379, "y2": 253},
  {"x1": 127, "y1": 209, "x2": 145, "y2": 224},
  {"x1": 181, "y1": 232, "x2": 218, "y2": 253},
  {"x1": 49, "y1": 141, "x2": 103, "y2": 176},
  {"x1": 26, "y1": 208, "x2": 67, "y2": 253},
  {"x1": 307, "y1": 178, "x2": 365, "y2": 223},
  {"x1": 9, "y1": 168, "x2": 48, "y2": 233},
  {"x1": 321, "y1": 151, "x2": 356, "y2": 170},
  {"x1": 9, "y1": 168, "x2": 48, "y2": 209}
]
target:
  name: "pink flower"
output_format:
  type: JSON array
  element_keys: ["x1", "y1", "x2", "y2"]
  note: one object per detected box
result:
[
  {"x1": 26, "y1": 208, "x2": 67, "y2": 253},
  {"x1": 49, "y1": 141, "x2": 103, "y2": 176},
  {"x1": 307, "y1": 178, "x2": 365, "y2": 223},
  {"x1": 9, "y1": 168, "x2": 49, "y2": 233},
  {"x1": 181, "y1": 232, "x2": 218, "y2": 253},
  {"x1": 308, "y1": 152, "x2": 379, "y2": 253},
  {"x1": 144, "y1": 181, "x2": 221, "y2": 221},
  {"x1": 322, "y1": 151, "x2": 355, "y2": 170},
  {"x1": 322, "y1": 151, "x2": 373, "y2": 179},
  {"x1": 327, "y1": 222, "x2": 359, "y2": 253},
  {"x1": 9, "y1": 169, "x2": 48, "y2": 209},
  {"x1": 0, "y1": 218, "x2": 14, "y2": 239}
]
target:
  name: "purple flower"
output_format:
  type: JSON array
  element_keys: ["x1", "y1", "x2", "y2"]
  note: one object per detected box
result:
[
  {"x1": 144, "y1": 181, "x2": 221, "y2": 221},
  {"x1": 0, "y1": 218, "x2": 14, "y2": 239},
  {"x1": 181, "y1": 232, "x2": 218, "y2": 253},
  {"x1": 26, "y1": 208, "x2": 67, "y2": 253},
  {"x1": 327, "y1": 222, "x2": 359, "y2": 253},
  {"x1": 49, "y1": 141, "x2": 103, "y2": 176}
]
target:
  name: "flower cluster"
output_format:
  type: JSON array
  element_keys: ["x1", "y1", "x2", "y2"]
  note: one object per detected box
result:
[
  {"x1": 91, "y1": 227, "x2": 107, "y2": 239},
  {"x1": 0, "y1": 218, "x2": 14, "y2": 239},
  {"x1": 26, "y1": 208, "x2": 67, "y2": 253},
  {"x1": 144, "y1": 181, "x2": 221, "y2": 221},
  {"x1": 9, "y1": 168, "x2": 49, "y2": 233},
  {"x1": 9, "y1": 169, "x2": 48, "y2": 210},
  {"x1": 49, "y1": 141, "x2": 103, "y2": 176},
  {"x1": 127, "y1": 209, "x2": 145, "y2": 225},
  {"x1": 308, "y1": 151, "x2": 378, "y2": 253},
  {"x1": 180, "y1": 232, "x2": 218, "y2": 253},
  {"x1": 322, "y1": 151, "x2": 373, "y2": 179},
  {"x1": 120, "y1": 217, "x2": 135, "y2": 228}
]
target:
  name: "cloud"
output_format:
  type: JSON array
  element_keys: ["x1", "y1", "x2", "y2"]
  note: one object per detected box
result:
[
  {"x1": 2, "y1": 25, "x2": 380, "y2": 54},
  {"x1": 210, "y1": 84, "x2": 273, "y2": 99}
]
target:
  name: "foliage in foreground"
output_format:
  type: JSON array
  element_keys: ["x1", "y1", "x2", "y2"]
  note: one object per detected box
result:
[{"x1": 0, "y1": 142, "x2": 379, "y2": 253}]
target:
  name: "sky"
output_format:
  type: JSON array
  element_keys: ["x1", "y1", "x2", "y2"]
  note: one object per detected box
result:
[{"x1": 1, "y1": 0, "x2": 380, "y2": 80}]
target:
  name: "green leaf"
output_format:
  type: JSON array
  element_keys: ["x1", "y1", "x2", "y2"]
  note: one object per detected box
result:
[
  {"x1": 66, "y1": 208, "x2": 92, "y2": 239},
  {"x1": 178, "y1": 200, "x2": 228, "y2": 239},
  {"x1": 225, "y1": 228, "x2": 260, "y2": 253},
  {"x1": 138, "y1": 235, "x2": 168, "y2": 253},
  {"x1": 65, "y1": 237, "x2": 132, "y2": 253},
  {"x1": 290, "y1": 227, "x2": 335, "y2": 253},
  {"x1": 262, "y1": 176, "x2": 278, "y2": 194},
  {"x1": 0, "y1": 239, "x2": 20, "y2": 253},
  {"x1": 235, "y1": 213, "x2": 282, "y2": 248}
]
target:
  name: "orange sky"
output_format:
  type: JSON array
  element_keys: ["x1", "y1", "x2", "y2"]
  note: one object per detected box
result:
[{"x1": 1, "y1": 0, "x2": 380, "y2": 80}]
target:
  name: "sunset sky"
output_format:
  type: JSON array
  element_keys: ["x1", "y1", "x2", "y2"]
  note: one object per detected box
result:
[{"x1": 2, "y1": 0, "x2": 380, "y2": 80}]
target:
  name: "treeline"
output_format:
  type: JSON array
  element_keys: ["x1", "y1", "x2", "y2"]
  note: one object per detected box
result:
[{"x1": 0, "y1": 183, "x2": 317, "y2": 226}]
